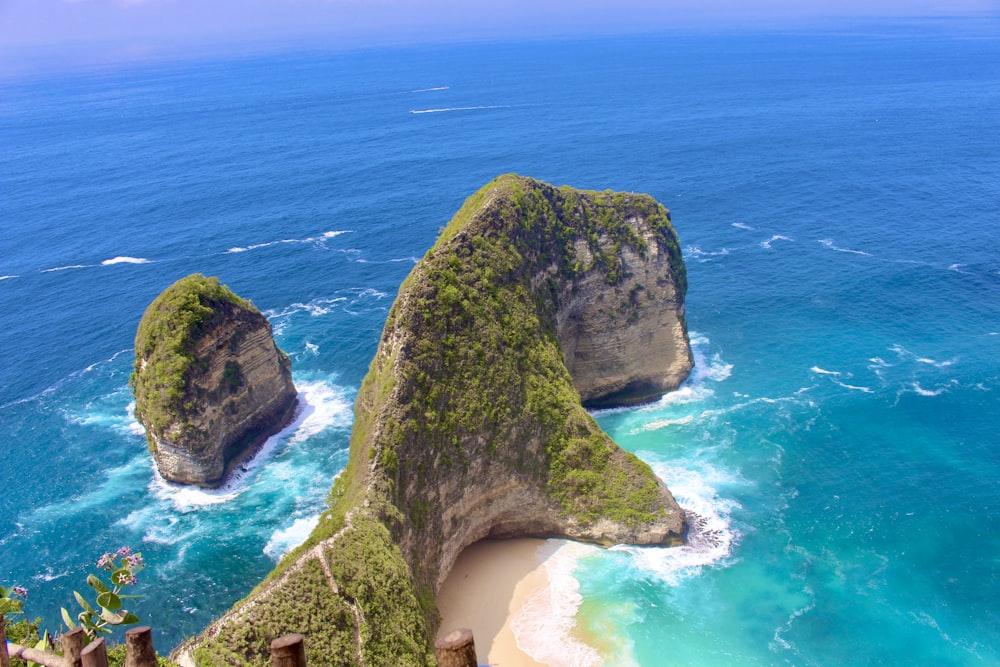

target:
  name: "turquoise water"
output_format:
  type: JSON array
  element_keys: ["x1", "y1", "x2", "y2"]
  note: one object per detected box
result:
[{"x1": 1, "y1": 26, "x2": 998, "y2": 664}]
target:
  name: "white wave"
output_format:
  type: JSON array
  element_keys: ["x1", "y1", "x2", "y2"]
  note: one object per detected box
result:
[
  {"x1": 868, "y1": 357, "x2": 891, "y2": 368},
  {"x1": 511, "y1": 541, "x2": 603, "y2": 667},
  {"x1": 809, "y1": 366, "x2": 840, "y2": 376},
  {"x1": 910, "y1": 383, "x2": 943, "y2": 397},
  {"x1": 0, "y1": 275, "x2": 17, "y2": 280},
  {"x1": 42, "y1": 264, "x2": 89, "y2": 272},
  {"x1": 636, "y1": 415, "x2": 694, "y2": 432},
  {"x1": 732, "y1": 222, "x2": 754, "y2": 230},
  {"x1": 760, "y1": 235, "x2": 793, "y2": 249},
  {"x1": 102, "y1": 256, "x2": 150, "y2": 265},
  {"x1": 917, "y1": 356, "x2": 956, "y2": 367},
  {"x1": 832, "y1": 379, "x2": 873, "y2": 393},
  {"x1": 685, "y1": 245, "x2": 731, "y2": 260},
  {"x1": 411, "y1": 86, "x2": 450, "y2": 92},
  {"x1": 31, "y1": 568, "x2": 71, "y2": 582},
  {"x1": 70, "y1": 404, "x2": 146, "y2": 437},
  {"x1": 263, "y1": 514, "x2": 321, "y2": 560},
  {"x1": 592, "y1": 335, "x2": 730, "y2": 417},
  {"x1": 150, "y1": 380, "x2": 352, "y2": 511},
  {"x1": 889, "y1": 344, "x2": 957, "y2": 368},
  {"x1": 612, "y1": 461, "x2": 740, "y2": 586},
  {"x1": 227, "y1": 230, "x2": 351, "y2": 254},
  {"x1": 356, "y1": 287, "x2": 388, "y2": 299},
  {"x1": 150, "y1": 473, "x2": 243, "y2": 510},
  {"x1": 647, "y1": 333, "x2": 732, "y2": 408},
  {"x1": 304, "y1": 342, "x2": 319, "y2": 355},
  {"x1": 410, "y1": 105, "x2": 506, "y2": 114},
  {"x1": 267, "y1": 297, "x2": 348, "y2": 322},
  {"x1": 818, "y1": 239, "x2": 870, "y2": 256}
]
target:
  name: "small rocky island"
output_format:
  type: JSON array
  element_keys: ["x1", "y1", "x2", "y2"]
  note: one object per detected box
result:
[
  {"x1": 131, "y1": 274, "x2": 298, "y2": 487},
  {"x1": 178, "y1": 175, "x2": 693, "y2": 666}
]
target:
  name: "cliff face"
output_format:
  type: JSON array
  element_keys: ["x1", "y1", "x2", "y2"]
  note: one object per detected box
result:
[
  {"x1": 131, "y1": 274, "x2": 298, "y2": 487},
  {"x1": 181, "y1": 176, "x2": 692, "y2": 666},
  {"x1": 555, "y1": 230, "x2": 691, "y2": 408}
]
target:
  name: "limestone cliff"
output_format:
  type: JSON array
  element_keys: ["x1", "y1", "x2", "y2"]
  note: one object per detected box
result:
[
  {"x1": 180, "y1": 175, "x2": 692, "y2": 666},
  {"x1": 131, "y1": 274, "x2": 298, "y2": 487}
]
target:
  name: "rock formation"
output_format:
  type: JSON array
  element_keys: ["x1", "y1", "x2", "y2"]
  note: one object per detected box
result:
[
  {"x1": 131, "y1": 274, "x2": 298, "y2": 487},
  {"x1": 178, "y1": 175, "x2": 692, "y2": 666}
]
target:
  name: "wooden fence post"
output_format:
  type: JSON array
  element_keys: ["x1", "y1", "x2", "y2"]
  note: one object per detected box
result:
[
  {"x1": 124, "y1": 627, "x2": 157, "y2": 667},
  {"x1": 60, "y1": 628, "x2": 85, "y2": 667},
  {"x1": 1, "y1": 617, "x2": 10, "y2": 667},
  {"x1": 270, "y1": 634, "x2": 306, "y2": 667},
  {"x1": 81, "y1": 637, "x2": 109, "y2": 667},
  {"x1": 434, "y1": 628, "x2": 477, "y2": 667}
]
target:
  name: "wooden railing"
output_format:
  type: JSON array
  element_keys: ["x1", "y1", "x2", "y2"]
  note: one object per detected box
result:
[{"x1": 3, "y1": 626, "x2": 480, "y2": 667}]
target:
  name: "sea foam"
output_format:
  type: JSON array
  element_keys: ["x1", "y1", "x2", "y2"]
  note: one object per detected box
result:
[
  {"x1": 264, "y1": 515, "x2": 321, "y2": 560},
  {"x1": 150, "y1": 380, "x2": 351, "y2": 511},
  {"x1": 227, "y1": 230, "x2": 351, "y2": 254},
  {"x1": 511, "y1": 541, "x2": 603, "y2": 667},
  {"x1": 818, "y1": 239, "x2": 870, "y2": 256},
  {"x1": 409, "y1": 105, "x2": 506, "y2": 114},
  {"x1": 611, "y1": 461, "x2": 741, "y2": 586}
]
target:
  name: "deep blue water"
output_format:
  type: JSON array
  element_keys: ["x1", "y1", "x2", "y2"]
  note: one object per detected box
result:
[{"x1": 1, "y1": 25, "x2": 998, "y2": 665}]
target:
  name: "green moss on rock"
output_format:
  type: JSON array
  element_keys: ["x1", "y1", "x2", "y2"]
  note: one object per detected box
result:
[{"x1": 130, "y1": 274, "x2": 253, "y2": 447}]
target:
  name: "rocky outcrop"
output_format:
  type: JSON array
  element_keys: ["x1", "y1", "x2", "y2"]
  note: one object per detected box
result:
[
  {"x1": 555, "y1": 228, "x2": 691, "y2": 408},
  {"x1": 179, "y1": 176, "x2": 692, "y2": 666},
  {"x1": 131, "y1": 274, "x2": 298, "y2": 487}
]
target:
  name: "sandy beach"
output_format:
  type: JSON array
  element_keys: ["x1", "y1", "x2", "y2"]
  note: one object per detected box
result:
[{"x1": 436, "y1": 538, "x2": 552, "y2": 667}]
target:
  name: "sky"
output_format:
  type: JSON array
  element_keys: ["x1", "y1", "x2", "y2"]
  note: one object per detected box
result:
[{"x1": 0, "y1": 0, "x2": 997, "y2": 72}]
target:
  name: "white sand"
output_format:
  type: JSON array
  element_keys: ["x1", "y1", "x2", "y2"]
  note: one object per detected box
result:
[{"x1": 436, "y1": 538, "x2": 551, "y2": 667}]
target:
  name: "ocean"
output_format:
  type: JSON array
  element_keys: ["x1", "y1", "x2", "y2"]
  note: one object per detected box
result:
[{"x1": 1, "y1": 23, "x2": 998, "y2": 665}]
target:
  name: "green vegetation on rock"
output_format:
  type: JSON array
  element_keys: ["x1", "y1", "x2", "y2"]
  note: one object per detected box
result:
[
  {"x1": 130, "y1": 274, "x2": 253, "y2": 448},
  {"x1": 180, "y1": 175, "x2": 688, "y2": 666}
]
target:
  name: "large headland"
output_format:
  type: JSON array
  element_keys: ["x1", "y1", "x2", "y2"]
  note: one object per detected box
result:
[{"x1": 171, "y1": 174, "x2": 693, "y2": 666}]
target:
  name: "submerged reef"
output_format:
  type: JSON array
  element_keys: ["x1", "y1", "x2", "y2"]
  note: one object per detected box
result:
[{"x1": 178, "y1": 175, "x2": 692, "y2": 665}]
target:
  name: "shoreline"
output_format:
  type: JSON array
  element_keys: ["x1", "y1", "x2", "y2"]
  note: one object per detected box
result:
[
  {"x1": 436, "y1": 538, "x2": 550, "y2": 666},
  {"x1": 436, "y1": 538, "x2": 604, "y2": 667}
]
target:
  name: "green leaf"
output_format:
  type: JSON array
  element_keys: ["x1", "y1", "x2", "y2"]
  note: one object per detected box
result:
[
  {"x1": 0, "y1": 599, "x2": 11, "y2": 614},
  {"x1": 121, "y1": 612, "x2": 140, "y2": 625},
  {"x1": 61, "y1": 607, "x2": 78, "y2": 629},
  {"x1": 87, "y1": 574, "x2": 110, "y2": 594},
  {"x1": 73, "y1": 590, "x2": 94, "y2": 614},
  {"x1": 96, "y1": 591, "x2": 122, "y2": 611},
  {"x1": 99, "y1": 608, "x2": 125, "y2": 625}
]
